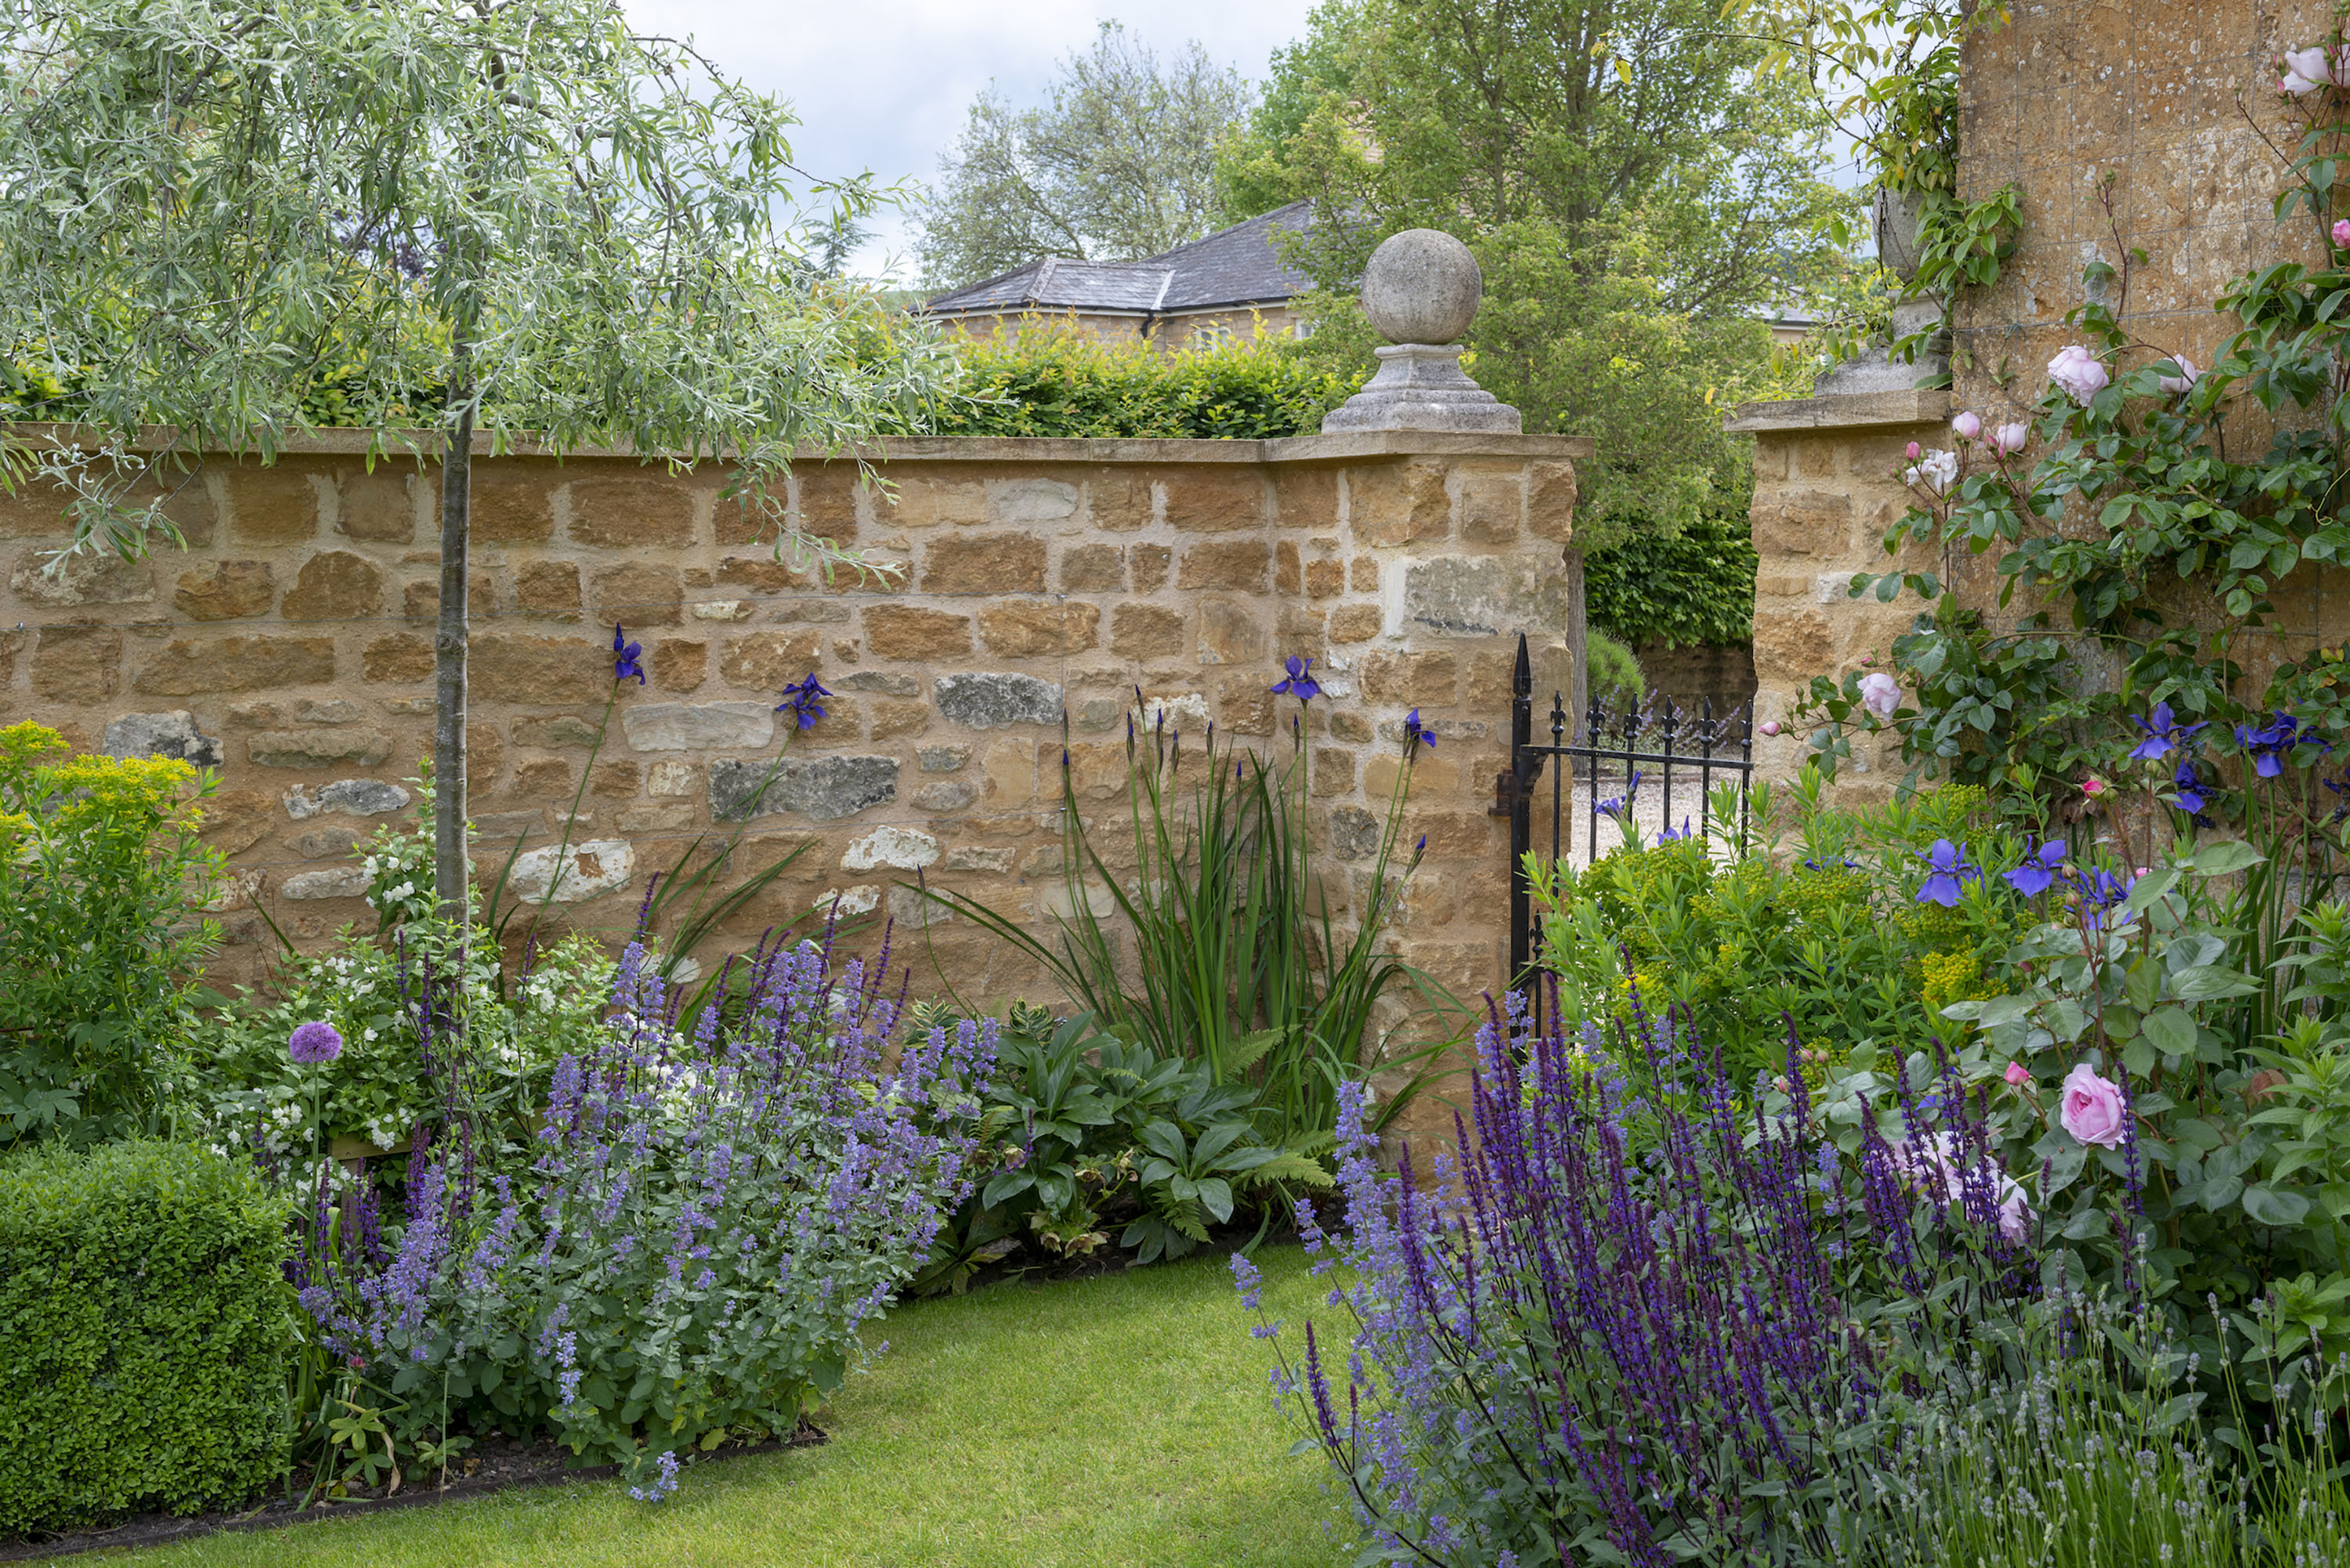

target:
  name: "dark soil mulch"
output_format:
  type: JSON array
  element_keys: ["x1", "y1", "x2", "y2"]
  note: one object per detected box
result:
[{"x1": 0, "y1": 1422, "x2": 826, "y2": 1563}]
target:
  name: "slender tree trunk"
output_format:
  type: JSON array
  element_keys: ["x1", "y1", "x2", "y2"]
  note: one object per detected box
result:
[
  {"x1": 1562, "y1": 546, "x2": 1588, "y2": 735},
  {"x1": 433, "y1": 376, "x2": 475, "y2": 930}
]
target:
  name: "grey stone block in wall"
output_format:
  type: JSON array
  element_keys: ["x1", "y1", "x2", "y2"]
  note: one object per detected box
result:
[
  {"x1": 103, "y1": 710, "x2": 222, "y2": 768},
  {"x1": 622, "y1": 701, "x2": 774, "y2": 752},
  {"x1": 282, "y1": 865, "x2": 371, "y2": 900},
  {"x1": 248, "y1": 728, "x2": 395, "y2": 768},
  {"x1": 917, "y1": 744, "x2": 972, "y2": 773},
  {"x1": 318, "y1": 779, "x2": 411, "y2": 815},
  {"x1": 934, "y1": 672, "x2": 1063, "y2": 729},
  {"x1": 1402, "y1": 557, "x2": 1571, "y2": 639},
  {"x1": 710, "y1": 753, "x2": 900, "y2": 822}
]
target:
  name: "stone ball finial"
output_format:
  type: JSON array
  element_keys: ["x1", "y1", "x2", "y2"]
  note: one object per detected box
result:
[{"x1": 1360, "y1": 229, "x2": 1482, "y2": 345}]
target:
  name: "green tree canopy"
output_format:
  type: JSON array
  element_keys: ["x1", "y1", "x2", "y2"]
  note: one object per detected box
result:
[
  {"x1": 0, "y1": 0, "x2": 953, "y2": 914},
  {"x1": 917, "y1": 23, "x2": 1256, "y2": 289},
  {"x1": 1219, "y1": 0, "x2": 1848, "y2": 547}
]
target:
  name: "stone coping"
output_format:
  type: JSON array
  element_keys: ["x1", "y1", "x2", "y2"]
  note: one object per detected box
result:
[
  {"x1": 1723, "y1": 389, "x2": 1953, "y2": 435},
  {"x1": 2, "y1": 423, "x2": 1592, "y2": 467}
]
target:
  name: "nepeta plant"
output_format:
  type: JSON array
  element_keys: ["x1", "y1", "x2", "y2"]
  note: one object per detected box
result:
[
  {"x1": 1241, "y1": 992, "x2": 2038, "y2": 1566},
  {"x1": 293, "y1": 927, "x2": 992, "y2": 1498}
]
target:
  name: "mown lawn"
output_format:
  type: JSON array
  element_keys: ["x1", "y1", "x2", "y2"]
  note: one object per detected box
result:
[{"x1": 119, "y1": 1246, "x2": 1344, "y2": 1568}]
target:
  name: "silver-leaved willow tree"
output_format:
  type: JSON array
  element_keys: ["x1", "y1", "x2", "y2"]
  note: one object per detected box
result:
[{"x1": 0, "y1": 0, "x2": 949, "y2": 923}]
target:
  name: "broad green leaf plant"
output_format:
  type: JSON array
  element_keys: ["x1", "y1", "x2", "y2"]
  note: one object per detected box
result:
[{"x1": 0, "y1": 0, "x2": 956, "y2": 916}]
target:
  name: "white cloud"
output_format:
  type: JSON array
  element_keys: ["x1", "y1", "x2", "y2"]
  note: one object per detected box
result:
[{"x1": 626, "y1": 0, "x2": 1318, "y2": 281}]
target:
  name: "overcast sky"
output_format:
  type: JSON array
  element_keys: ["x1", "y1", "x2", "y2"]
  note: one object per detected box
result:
[{"x1": 624, "y1": 0, "x2": 1321, "y2": 282}]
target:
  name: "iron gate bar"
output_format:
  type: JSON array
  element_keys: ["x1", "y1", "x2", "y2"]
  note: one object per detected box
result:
[{"x1": 1502, "y1": 631, "x2": 1755, "y2": 1021}]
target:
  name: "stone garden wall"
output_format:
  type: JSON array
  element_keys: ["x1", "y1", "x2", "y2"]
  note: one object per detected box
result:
[{"x1": 1, "y1": 430, "x2": 1582, "y2": 1060}]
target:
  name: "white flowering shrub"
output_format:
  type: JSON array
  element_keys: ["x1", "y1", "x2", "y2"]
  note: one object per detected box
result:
[{"x1": 183, "y1": 929, "x2": 615, "y2": 1162}]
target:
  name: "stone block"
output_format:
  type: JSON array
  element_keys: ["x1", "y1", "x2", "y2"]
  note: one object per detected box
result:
[
  {"x1": 1163, "y1": 471, "x2": 1266, "y2": 532},
  {"x1": 227, "y1": 467, "x2": 320, "y2": 544},
  {"x1": 287, "y1": 820, "x2": 374, "y2": 857},
  {"x1": 1131, "y1": 544, "x2": 1173, "y2": 591},
  {"x1": 1352, "y1": 556, "x2": 1379, "y2": 591},
  {"x1": 506, "y1": 838, "x2": 635, "y2": 902},
  {"x1": 978, "y1": 599, "x2": 1100, "y2": 656},
  {"x1": 10, "y1": 549, "x2": 154, "y2": 607},
  {"x1": 337, "y1": 469, "x2": 421, "y2": 543},
  {"x1": 174, "y1": 561, "x2": 273, "y2": 620},
  {"x1": 403, "y1": 573, "x2": 495, "y2": 623},
  {"x1": 943, "y1": 845, "x2": 1014, "y2": 873},
  {"x1": 136, "y1": 634, "x2": 334, "y2": 695},
  {"x1": 690, "y1": 598, "x2": 754, "y2": 622},
  {"x1": 248, "y1": 729, "x2": 394, "y2": 768},
  {"x1": 710, "y1": 753, "x2": 898, "y2": 822},
  {"x1": 196, "y1": 789, "x2": 276, "y2": 855},
  {"x1": 622, "y1": 701, "x2": 775, "y2": 752},
  {"x1": 1329, "y1": 604, "x2": 1383, "y2": 642},
  {"x1": 936, "y1": 672, "x2": 1064, "y2": 728},
  {"x1": 871, "y1": 699, "x2": 932, "y2": 739},
  {"x1": 282, "y1": 866, "x2": 371, "y2": 901},
  {"x1": 838, "y1": 671, "x2": 920, "y2": 695},
  {"x1": 619, "y1": 803, "x2": 696, "y2": 833},
  {"x1": 1754, "y1": 490, "x2": 1854, "y2": 558},
  {"x1": 1275, "y1": 541, "x2": 1301, "y2": 594},
  {"x1": 1277, "y1": 468, "x2": 1337, "y2": 531},
  {"x1": 570, "y1": 475, "x2": 696, "y2": 547},
  {"x1": 1528, "y1": 462, "x2": 1578, "y2": 542},
  {"x1": 1328, "y1": 804, "x2": 1380, "y2": 860},
  {"x1": 792, "y1": 466, "x2": 862, "y2": 541},
  {"x1": 913, "y1": 780, "x2": 979, "y2": 811},
  {"x1": 1177, "y1": 539, "x2": 1271, "y2": 591},
  {"x1": 103, "y1": 710, "x2": 222, "y2": 767},
  {"x1": 589, "y1": 562, "x2": 682, "y2": 627},
  {"x1": 1349, "y1": 462, "x2": 1450, "y2": 545},
  {"x1": 1403, "y1": 556, "x2": 1571, "y2": 638},
  {"x1": 1459, "y1": 467, "x2": 1523, "y2": 543},
  {"x1": 842, "y1": 826, "x2": 942, "y2": 870},
  {"x1": 718, "y1": 555, "x2": 801, "y2": 593},
  {"x1": 981, "y1": 739, "x2": 1037, "y2": 808},
  {"x1": 1304, "y1": 558, "x2": 1346, "y2": 598},
  {"x1": 718, "y1": 628, "x2": 823, "y2": 691},
  {"x1": 988, "y1": 478, "x2": 1079, "y2": 525},
  {"x1": 920, "y1": 532, "x2": 1047, "y2": 594},
  {"x1": 468, "y1": 721, "x2": 504, "y2": 786},
  {"x1": 590, "y1": 759, "x2": 639, "y2": 797},
  {"x1": 1088, "y1": 471, "x2": 1154, "y2": 531},
  {"x1": 1752, "y1": 609, "x2": 1833, "y2": 681},
  {"x1": 1358, "y1": 650, "x2": 1459, "y2": 706},
  {"x1": 362, "y1": 633, "x2": 434, "y2": 683},
  {"x1": 471, "y1": 634, "x2": 605, "y2": 704},
  {"x1": 1196, "y1": 600, "x2": 1263, "y2": 666},
  {"x1": 1111, "y1": 602, "x2": 1184, "y2": 659},
  {"x1": 1060, "y1": 543, "x2": 1124, "y2": 591},
  {"x1": 511, "y1": 757, "x2": 572, "y2": 797},
  {"x1": 288, "y1": 778, "x2": 413, "y2": 816},
  {"x1": 864, "y1": 605, "x2": 973, "y2": 659},
  {"x1": 652, "y1": 640, "x2": 707, "y2": 692},
  {"x1": 882, "y1": 474, "x2": 985, "y2": 529},
  {"x1": 919, "y1": 744, "x2": 972, "y2": 773},
  {"x1": 647, "y1": 760, "x2": 696, "y2": 797},
  {"x1": 469, "y1": 468, "x2": 555, "y2": 544},
  {"x1": 1217, "y1": 674, "x2": 1275, "y2": 736},
  {"x1": 281, "y1": 551, "x2": 385, "y2": 620},
  {"x1": 1311, "y1": 746, "x2": 1354, "y2": 796},
  {"x1": 517, "y1": 559, "x2": 582, "y2": 620}
]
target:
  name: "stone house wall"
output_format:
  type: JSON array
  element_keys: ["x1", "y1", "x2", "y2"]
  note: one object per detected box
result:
[
  {"x1": 932, "y1": 305, "x2": 1307, "y2": 353},
  {"x1": 2, "y1": 430, "x2": 1580, "y2": 1130}
]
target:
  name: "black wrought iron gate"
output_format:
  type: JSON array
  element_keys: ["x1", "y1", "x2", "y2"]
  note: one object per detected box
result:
[{"x1": 1496, "y1": 632, "x2": 1755, "y2": 1001}]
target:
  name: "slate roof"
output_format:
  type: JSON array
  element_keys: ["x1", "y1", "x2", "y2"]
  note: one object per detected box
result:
[{"x1": 923, "y1": 202, "x2": 1316, "y2": 319}]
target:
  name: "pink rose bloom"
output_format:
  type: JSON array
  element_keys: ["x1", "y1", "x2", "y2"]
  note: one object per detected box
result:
[
  {"x1": 1860, "y1": 671, "x2": 1902, "y2": 720},
  {"x1": 1998, "y1": 1182, "x2": 2034, "y2": 1243},
  {"x1": 2081, "y1": 775, "x2": 2109, "y2": 797},
  {"x1": 2285, "y1": 45, "x2": 2334, "y2": 87},
  {"x1": 2048, "y1": 345, "x2": 2110, "y2": 404},
  {"x1": 2335, "y1": 219, "x2": 2350, "y2": 247},
  {"x1": 1952, "y1": 411, "x2": 1982, "y2": 440},
  {"x1": 1991, "y1": 422, "x2": 2030, "y2": 454},
  {"x1": 2003, "y1": 1060, "x2": 2032, "y2": 1088},
  {"x1": 2156, "y1": 356, "x2": 2199, "y2": 396},
  {"x1": 1759, "y1": 720, "x2": 1783, "y2": 737},
  {"x1": 2059, "y1": 1063, "x2": 2128, "y2": 1147},
  {"x1": 1904, "y1": 440, "x2": 1922, "y2": 461}
]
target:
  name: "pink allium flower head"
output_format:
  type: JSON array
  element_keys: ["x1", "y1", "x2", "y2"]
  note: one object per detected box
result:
[
  {"x1": 1952, "y1": 411, "x2": 1982, "y2": 440},
  {"x1": 2048, "y1": 345, "x2": 2110, "y2": 404},
  {"x1": 2004, "y1": 1060, "x2": 2033, "y2": 1088},
  {"x1": 2059, "y1": 1062, "x2": 2128, "y2": 1147},
  {"x1": 1992, "y1": 422, "x2": 2030, "y2": 454},
  {"x1": 1860, "y1": 671, "x2": 1902, "y2": 720},
  {"x1": 289, "y1": 1021, "x2": 345, "y2": 1064}
]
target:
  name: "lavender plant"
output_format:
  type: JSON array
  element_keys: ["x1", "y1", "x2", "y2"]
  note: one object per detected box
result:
[
  {"x1": 1239, "y1": 992, "x2": 2042, "y2": 1566},
  {"x1": 289, "y1": 927, "x2": 992, "y2": 1499}
]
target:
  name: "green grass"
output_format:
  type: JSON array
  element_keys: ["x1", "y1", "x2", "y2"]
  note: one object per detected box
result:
[{"x1": 121, "y1": 1246, "x2": 1346, "y2": 1568}]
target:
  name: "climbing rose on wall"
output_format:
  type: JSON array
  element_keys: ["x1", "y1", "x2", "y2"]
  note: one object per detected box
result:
[
  {"x1": 2059, "y1": 1063, "x2": 2128, "y2": 1147},
  {"x1": 2048, "y1": 345, "x2": 2109, "y2": 404}
]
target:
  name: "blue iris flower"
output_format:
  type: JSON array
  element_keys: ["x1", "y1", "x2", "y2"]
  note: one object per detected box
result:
[
  {"x1": 2171, "y1": 758, "x2": 2207, "y2": 815},
  {"x1": 2236, "y1": 711, "x2": 2330, "y2": 778},
  {"x1": 1596, "y1": 768, "x2": 1643, "y2": 820},
  {"x1": 1915, "y1": 839, "x2": 1979, "y2": 906},
  {"x1": 773, "y1": 673, "x2": 831, "y2": 731},
  {"x1": 612, "y1": 625, "x2": 645, "y2": 685},
  {"x1": 1658, "y1": 817, "x2": 1693, "y2": 844},
  {"x1": 2128, "y1": 701, "x2": 2206, "y2": 761},
  {"x1": 2001, "y1": 839, "x2": 2066, "y2": 896},
  {"x1": 1271, "y1": 655, "x2": 1321, "y2": 704},
  {"x1": 1405, "y1": 709, "x2": 1436, "y2": 751}
]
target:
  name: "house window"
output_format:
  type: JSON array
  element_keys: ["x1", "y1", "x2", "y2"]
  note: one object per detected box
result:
[{"x1": 1185, "y1": 319, "x2": 1234, "y2": 351}]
